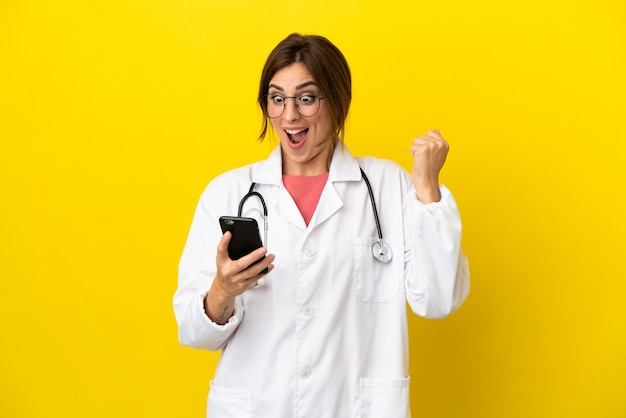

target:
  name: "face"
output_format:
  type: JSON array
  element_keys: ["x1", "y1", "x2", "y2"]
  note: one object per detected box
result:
[{"x1": 267, "y1": 62, "x2": 333, "y2": 176}]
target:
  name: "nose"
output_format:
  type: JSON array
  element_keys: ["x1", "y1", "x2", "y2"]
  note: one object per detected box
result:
[{"x1": 282, "y1": 97, "x2": 300, "y2": 121}]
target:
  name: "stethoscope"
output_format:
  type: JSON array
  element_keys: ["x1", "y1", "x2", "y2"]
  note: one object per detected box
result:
[{"x1": 238, "y1": 167, "x2": 392, "y2": 263}]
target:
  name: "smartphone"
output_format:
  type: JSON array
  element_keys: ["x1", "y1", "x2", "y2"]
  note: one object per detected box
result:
[{"x1": 219, "y1": 216, "x2": 268, "y2": 274}]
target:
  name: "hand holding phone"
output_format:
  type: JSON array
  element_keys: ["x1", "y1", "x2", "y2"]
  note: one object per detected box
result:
[{"x1": 219, "y1": 216, "x2": 269, "y2": 275}]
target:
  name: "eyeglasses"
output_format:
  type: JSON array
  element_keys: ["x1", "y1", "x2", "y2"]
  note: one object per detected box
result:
[{"x1": 259, "y1": 94, "x2": 324, "y2": 118}]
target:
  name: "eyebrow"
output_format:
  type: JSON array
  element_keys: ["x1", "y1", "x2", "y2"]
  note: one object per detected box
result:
[{"x1": 268, "y1": 81, "x2": 318, "y2": 92}]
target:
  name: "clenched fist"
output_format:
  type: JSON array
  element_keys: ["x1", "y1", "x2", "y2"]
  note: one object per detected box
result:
[{"x1": 410, "y1": 129, "x2": 449, "y2": 203}]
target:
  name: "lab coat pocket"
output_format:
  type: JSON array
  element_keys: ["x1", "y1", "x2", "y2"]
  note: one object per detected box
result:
[
  {"x1": 207, "y1": 381, "x2": 252, "y2": 418},
  {"x1": 353, "y1": 237, "x2": 401, "y2": 302},
  {"x1": 359, "y1": 377, "x2": 411, "y2": 418}
]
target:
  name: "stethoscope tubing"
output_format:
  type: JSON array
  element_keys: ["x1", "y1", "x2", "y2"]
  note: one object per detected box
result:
[
  {"x1": 359, "y1": 168, "x2": 383, "y2": 242},
  {"x1": 238, "y1": 167, "x2": 392, "y2": 263}
]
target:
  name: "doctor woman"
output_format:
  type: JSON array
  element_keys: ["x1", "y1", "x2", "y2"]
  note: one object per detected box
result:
[{"x1": 174, "y1": 33, "x2": 469, "y2": 417}]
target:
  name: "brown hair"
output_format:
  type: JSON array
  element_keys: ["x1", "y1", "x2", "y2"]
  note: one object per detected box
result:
[{"x1": 258, "y1": 33, "x2": 352, "y2": 146}]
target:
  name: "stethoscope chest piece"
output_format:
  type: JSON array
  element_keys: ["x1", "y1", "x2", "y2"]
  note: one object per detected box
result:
[{"x1": 372, "y1": 240, "x2": 393, "y2": 263}]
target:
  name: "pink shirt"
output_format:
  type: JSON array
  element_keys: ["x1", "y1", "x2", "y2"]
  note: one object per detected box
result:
[{"x1": 282, "y1": 173, "x2": 329, "y2": 226}]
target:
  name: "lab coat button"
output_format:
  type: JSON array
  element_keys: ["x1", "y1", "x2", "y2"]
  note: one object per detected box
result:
[
  {"x1": 303, "y1": 305, "x2": 314, "y2": 316},
  {"x1": 300, "y1": 367, "x2": 311, "y2": 378},
  {"x1": 304, "y1": 248, "x2": 316, "y2": 257}
]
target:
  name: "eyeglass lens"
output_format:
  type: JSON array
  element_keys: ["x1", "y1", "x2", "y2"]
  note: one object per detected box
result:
[{"x1": 263, "y1": 95, "x2": 322, "y2": 118}]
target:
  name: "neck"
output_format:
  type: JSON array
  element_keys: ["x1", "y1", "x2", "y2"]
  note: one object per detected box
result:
[{"x1": 282, "y1": 143, "x2": 334, "y2": 176}]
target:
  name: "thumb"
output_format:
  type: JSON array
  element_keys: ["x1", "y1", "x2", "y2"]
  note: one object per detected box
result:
[{"x1": 217, "y1": 231, "x2": 232, "y2": 259}]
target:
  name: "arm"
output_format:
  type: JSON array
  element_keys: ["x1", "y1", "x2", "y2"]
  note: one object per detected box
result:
[
  {"x1": 173, "y1": 187, "x2": 275, "y2": 351},
  {"x1": 174, "y1": 192, "x2": 242, "y2": 351},
  {"x1": 404, "y1": 185, "x2": 469, "y2": 318},
  {"x1": 404, "y1": 130, "x2": 469, "y2": 317},
  {"x1": 205, "y1": 232, "x2": 274, "y2": 325}
]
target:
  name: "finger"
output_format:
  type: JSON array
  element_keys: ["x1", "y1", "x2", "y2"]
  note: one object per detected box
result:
[
  {"x1": 244, "y1": 246, "x2": 268, "y2": 265},
  {"x1": 247, "y1": 263, "x2": 276, "y2": 289},
  {"x1": 242, "y1": 257, "x2": 276, "y2": 286},
  {"x1": 218, "y1": 230, "x2": 232, "y2": 250},
  {"x1": 411, "y1": 138, "x2": 438, "y2": 154},
  {"x1": 254, "y1": 253, "x2": 275, "y2": 276},
  {"x1": 428, "y1": 129, "x2": 443, "y2": 139},
  {"x1": 216, "y1": 231, "x2": 233, "y2": 261},
  {"x1": 413, "y1": 133, "x2": 441, "y2": 144},
  {"x1": 413, "y1": 134, "x2": 448, "y2": 149},
  {"x1": 412, "y1": 137, "x2": 431, "y2": 147},
  {"x1": 233, "y1": 247, "x2": 268, "y2": 272},
  {"x1": 238, "y1": 253, "x2": 276, "y2": 288}
]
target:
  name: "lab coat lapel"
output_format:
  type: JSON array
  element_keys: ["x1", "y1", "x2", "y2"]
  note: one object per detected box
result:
[
  {"x1": 252, "y1": 146, "x2": 307, "y2": 230},
  {"x1": 251, "y1": 144, "x2": 362, "y2": 231},
  {"x1": 276, "y1": 185, "x2": 307, "y2": 230},
  {"x1": 308, "y1": 180, "x2": 343, "y2": 229},
  {"x1": 251, "y1": 146, "x2": 283, "y2": 186},
  {"x1": 308, "y1": 144, "x2": 362, "y2": 230}
]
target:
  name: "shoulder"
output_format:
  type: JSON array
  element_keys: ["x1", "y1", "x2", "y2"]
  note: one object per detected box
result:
[
  {"x1": 352, "y1": 156, "x2": 413, "y2": 198},
  {"x1": 191, "y1": 161, "x2": 269, "y2": 217},
  {"x1": 208, "y1": 163, "x2": 257, "y2": 188},
  {"x1": 356, "y1": 156, "x2": 409, "y2": 179},
  {"x1": 200, "y1": 162, "x2": 262, "y2": 204}
]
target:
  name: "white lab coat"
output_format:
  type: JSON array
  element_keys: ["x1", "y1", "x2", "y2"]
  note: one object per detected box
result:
[{"x1": 174, "y1": 144, "x2": 469, "y2": 418}]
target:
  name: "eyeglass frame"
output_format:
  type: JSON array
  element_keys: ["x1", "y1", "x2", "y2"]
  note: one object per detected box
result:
[{"x1": 258, "y1": 94, "x2": 325, "y2": 118}]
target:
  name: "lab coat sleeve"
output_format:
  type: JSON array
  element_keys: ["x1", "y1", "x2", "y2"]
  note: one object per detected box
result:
[
  {"x1": 174, "y1": 185, "x2": 245, "y2": 351},
  {"x1": 404, "y1": 185, "x2": 470, "y2": 318}
]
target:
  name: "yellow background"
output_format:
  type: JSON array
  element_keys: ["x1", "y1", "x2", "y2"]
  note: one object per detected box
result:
[{"x1": 1, "y1": 1, "x2": 624, "y2": 417}]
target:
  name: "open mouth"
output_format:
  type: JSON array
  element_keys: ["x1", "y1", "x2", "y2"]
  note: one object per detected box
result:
[{"x1": 285, "y1": 128, "x2": 308, "y2": 144}]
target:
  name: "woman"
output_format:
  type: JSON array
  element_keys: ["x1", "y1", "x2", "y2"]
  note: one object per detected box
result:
[{"x1": 174, "y1": 33, "x2": 469, "y2": 417}]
